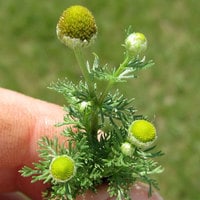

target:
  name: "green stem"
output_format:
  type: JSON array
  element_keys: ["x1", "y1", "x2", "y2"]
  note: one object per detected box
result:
[
  {"x1": 73, "y1": 46, "x2": 93, "y2": 92},
  {"x1": 99, "y1": 55, "x2": 130, "y2": 104},
  {"x1": 73, "y1": 46, "x2": 98, "y2": 140},
  {"x1": 90, "y1": 108, "x2": 99, "y2": 140}
]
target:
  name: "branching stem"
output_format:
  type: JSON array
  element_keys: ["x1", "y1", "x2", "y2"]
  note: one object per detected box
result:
[
  {"x1": 99, "y1": 55, "x2": 130, "y2": 104},
  {"x1": 73, "y1": 46, "x2": 99, "y2": 140}
]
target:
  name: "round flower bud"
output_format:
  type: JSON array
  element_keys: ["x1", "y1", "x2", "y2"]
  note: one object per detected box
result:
[
  {"x1": 124, "y1": 32, "x2": 147, "y2": 57},
  {"x1": 57, "y1": 5, "x2": 97, "y2": 49},
  {"x1": 50, "y1": 155, "x2": 76, "y2": 182},
  {"x1": 128, "y1": 120, "x2": 157, "y2": 148},
  {"x1": 121, "y1": 142, "x2": 134, "y2": 156},
  {"x1": 79, "y1": 101, "x2": 91, "y2": 112}
]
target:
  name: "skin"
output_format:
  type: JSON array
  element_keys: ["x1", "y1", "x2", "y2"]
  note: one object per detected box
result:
[{"x1": 0, "y1": 88, "x2": 163, "y2": 200}]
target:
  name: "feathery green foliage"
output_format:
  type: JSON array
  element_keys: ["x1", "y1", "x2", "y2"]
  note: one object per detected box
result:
[{"x1": 20, "y1": 6, "x2": 163, "y2": 200}]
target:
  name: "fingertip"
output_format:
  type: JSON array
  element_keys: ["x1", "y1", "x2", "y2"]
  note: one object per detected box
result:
[
  {"x1": 0, "y1": 192, "x2": 30, "y2": 200},
  {"x1": 76, "y1": 184, "x2": 110, "y2": 200},
  {"x1": 76, "y1": 182, "x2": 163, "y2": 200},
  {"x1": 130, "y1": 182, "x2": 163, "y2": 200},
  {"x1": 16, "y1": 175, "x2": 47, "y2": 200}
]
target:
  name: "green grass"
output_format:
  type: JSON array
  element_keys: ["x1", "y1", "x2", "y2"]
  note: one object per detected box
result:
[{"x1": 0, "y1": 0, "x2": 199, "y2": 199}]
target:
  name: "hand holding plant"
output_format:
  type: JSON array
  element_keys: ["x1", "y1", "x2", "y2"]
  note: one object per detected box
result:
[{"x1": 20, "y1": 5, "x2": 163, "y2": 200}]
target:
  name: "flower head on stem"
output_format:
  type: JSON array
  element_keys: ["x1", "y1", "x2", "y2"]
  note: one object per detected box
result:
[
  {"x1": 128, "y1": 119, "x2": 157, "y2": 148},
  {"x1": 57, "y1": 5, "x2": 98, "y2": 93},
  {"x1": 57, "y1": 5, "x2": 97, "y2": 49},
  {"x1": 50, "y1": 155, "x2": 76, "y2": 182},
  {"x1": 124, "y1": 32, "x2": 147, "y2": 57}
]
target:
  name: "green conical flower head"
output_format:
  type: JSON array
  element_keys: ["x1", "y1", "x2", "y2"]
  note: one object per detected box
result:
[
  {"x1": 57, "y1": 5, "x2": 97, "y2": 48},
  {"x1": 128, "y1": 120, "x2": 157, "y2": 148},
  {"x1": 50, "y1": 155, "x2": 75, "y2": 182}
]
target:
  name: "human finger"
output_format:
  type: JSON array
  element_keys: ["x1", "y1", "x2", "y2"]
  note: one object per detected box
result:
[
  {"x1": 0, "y1": 88, "x2": 65, "y2": 198},
  {"x1": 77, "y1": 182, "x2": 163, "y2": 200}
]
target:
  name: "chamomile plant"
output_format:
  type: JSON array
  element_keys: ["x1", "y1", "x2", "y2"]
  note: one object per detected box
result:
[{"x1": 20, "y1": 5, "x2": 164, "y2": 200}]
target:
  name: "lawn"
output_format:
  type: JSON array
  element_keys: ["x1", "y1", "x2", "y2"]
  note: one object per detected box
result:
[{"x1": 0, "y1": 0, "x2": 199, "y2": 199}]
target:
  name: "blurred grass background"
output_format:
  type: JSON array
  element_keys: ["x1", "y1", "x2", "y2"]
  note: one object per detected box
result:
[{"x1": 0, "y1": 0, "x2": 199, "y2": 199}]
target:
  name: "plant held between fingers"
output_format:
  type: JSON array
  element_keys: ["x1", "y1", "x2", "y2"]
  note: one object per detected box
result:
[{"x1": 20, "y1": 5, "x2": 164, "y2": 200}]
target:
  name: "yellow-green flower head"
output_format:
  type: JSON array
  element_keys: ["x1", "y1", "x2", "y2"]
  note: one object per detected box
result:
[
  {"x1": 128, "y1": 120, "x2": 157, "y2": 148},
  {"x1": 121, "y1": 142, "x2": 134, "y2": 157},
  {"x1": 50, "y1": 155, "x2": 76, "y2": 182},
  {"x1": 125, "y1": 32, "x2": 147, "y2": 57},
  {"x1": 57, "y1": 5, "x2": 97, "y2": 49}
]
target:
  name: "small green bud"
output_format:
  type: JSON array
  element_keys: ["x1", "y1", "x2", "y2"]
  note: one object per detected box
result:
[
  {"x1": 79, "y1": 101, "x2": 91, "y2": 112},
  {"x1": 121, "y1": 142, "x2": 134, "y2": 156},
  {"x1": 57, "y1": 5, "x2": 97, "y2": 49},
  {"x1": 125, "y1": 32, "x2": 147, "y2": 57},
  {"x1": 128, "y1": 120, "x2": 157, "y2": 148},
  {"x1": 50, "y1": 155, "x2": 76, "y2": 182}
]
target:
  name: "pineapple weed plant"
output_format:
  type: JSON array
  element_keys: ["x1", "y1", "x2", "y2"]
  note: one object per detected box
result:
[{"x1": 20, "y1": 5, "x2": 164, "y2": 200}]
